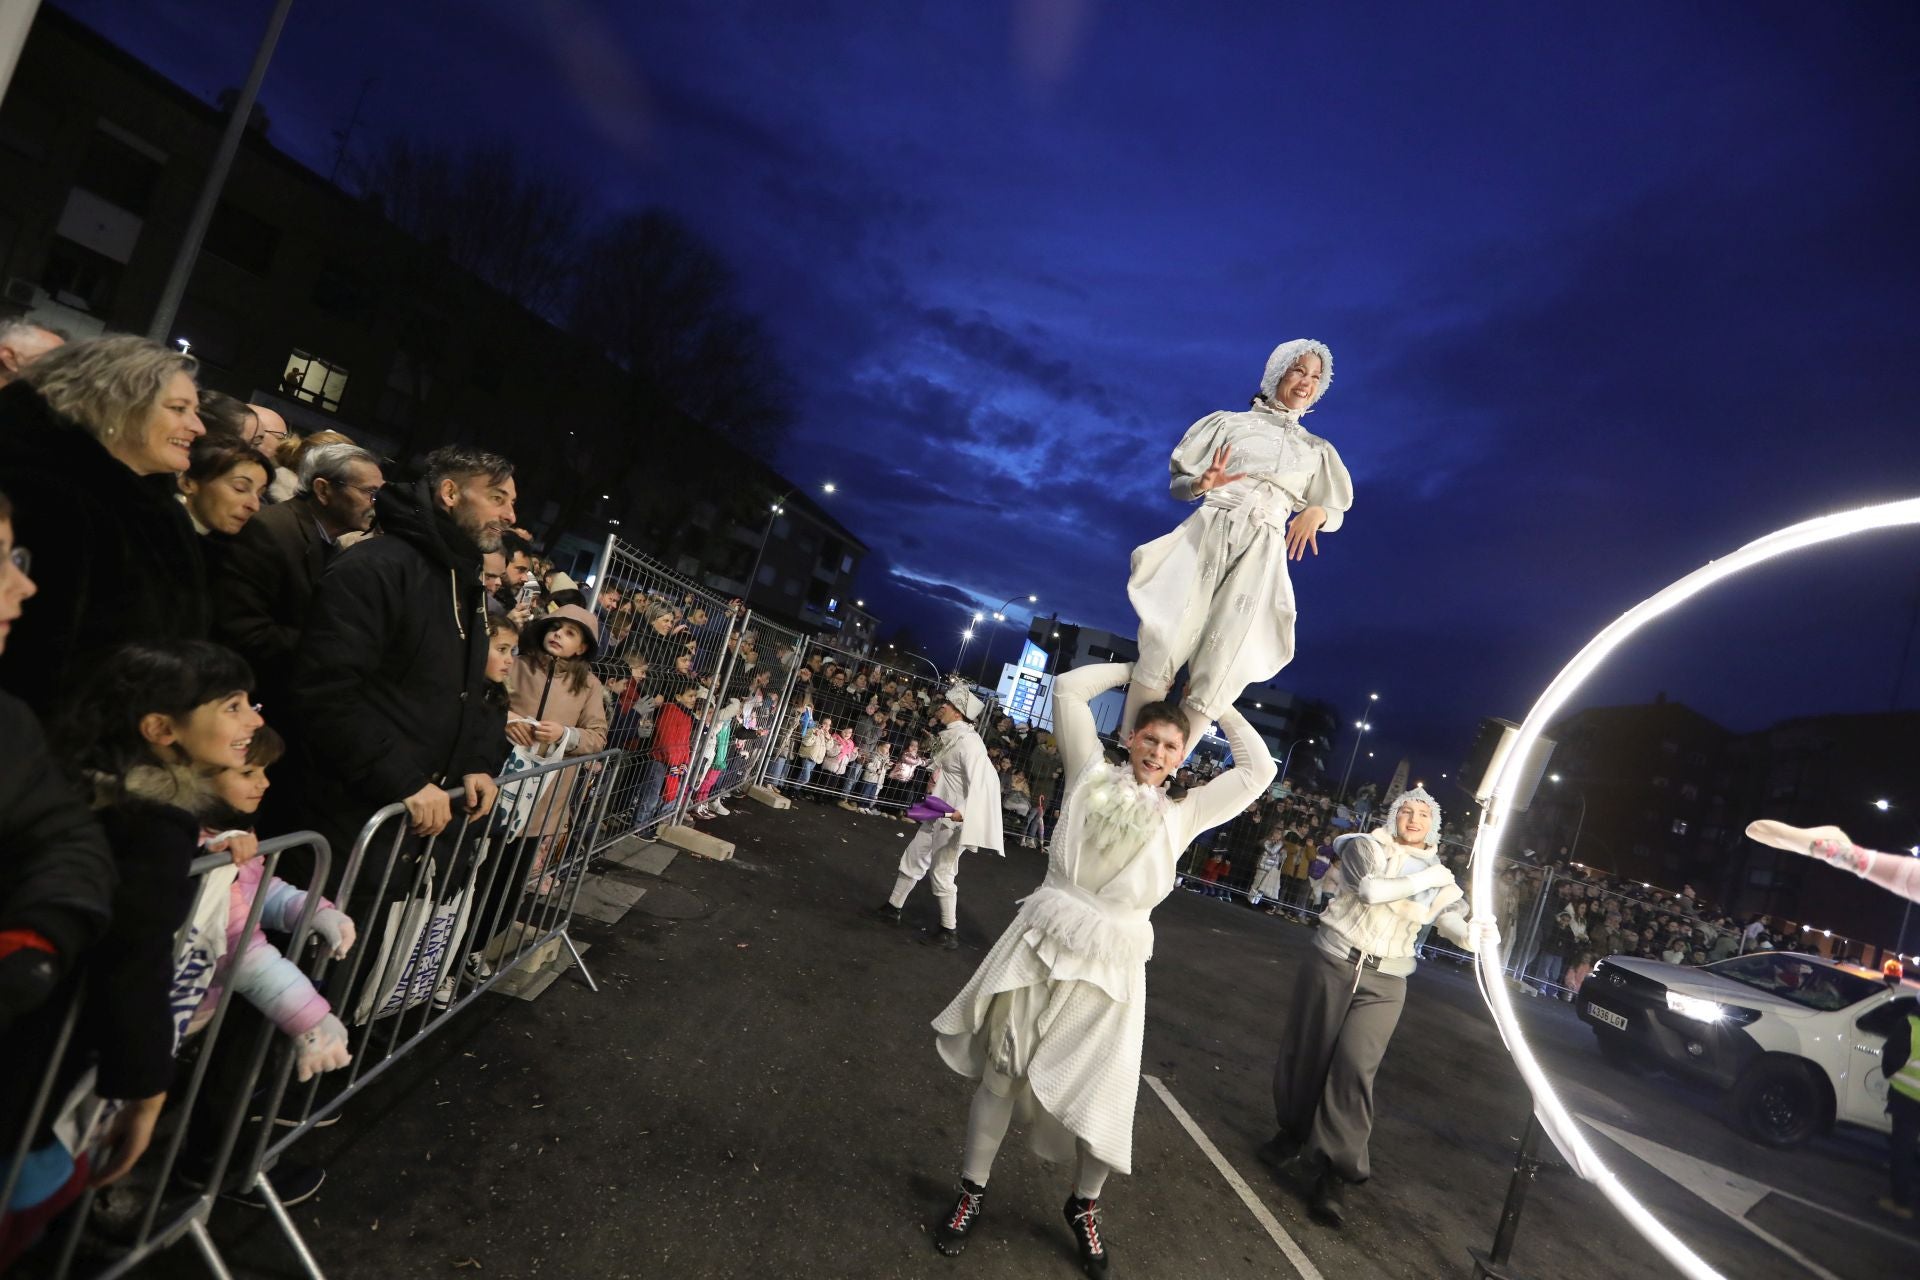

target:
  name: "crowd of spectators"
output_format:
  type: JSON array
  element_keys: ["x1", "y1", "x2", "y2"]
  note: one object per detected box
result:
[{"x1": 0, "y1": 325, "x2": 759, "y2": 1260}]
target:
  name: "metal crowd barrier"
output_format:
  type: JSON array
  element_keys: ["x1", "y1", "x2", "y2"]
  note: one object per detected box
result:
[
  {"x1": 230, "y1": 750, "x2": 620, "y2": 1278},
  {"x1": 583, "y1": 537, "x2": 756, "y2": 847},
  {"x1": 759, "y1": 639, "x2": 960, "y2": 819},
  {"x1": 2, "y1": 832, "x2": 330, "y2": 1280}
]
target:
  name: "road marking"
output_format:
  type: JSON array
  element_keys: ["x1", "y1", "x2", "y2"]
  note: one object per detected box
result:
[
  {"x1": 1580, "y1": 1115, "x2": 1919, "y2": 1278},
  {"x1": 1142, "y1": 1074, "x2": 1325, "y2": 1280}
]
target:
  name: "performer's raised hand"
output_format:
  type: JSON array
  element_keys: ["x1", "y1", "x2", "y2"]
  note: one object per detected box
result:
[
  {"x1": 1192, "y1": 445, "x2": 1247, "y2": 496},
  {"x1": 1285, "y1": 505, "x2": 1327, "y2": 561}
]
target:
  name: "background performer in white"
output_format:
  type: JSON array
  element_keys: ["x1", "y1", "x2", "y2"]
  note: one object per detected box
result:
[{"x1": 871, "y1": 682, "x2": 1002, "y2": 950}]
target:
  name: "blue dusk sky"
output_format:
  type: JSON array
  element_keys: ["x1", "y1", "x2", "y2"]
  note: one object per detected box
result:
[{"x1": 48, "y1": 0, "x2": 1920, "y2": 786}]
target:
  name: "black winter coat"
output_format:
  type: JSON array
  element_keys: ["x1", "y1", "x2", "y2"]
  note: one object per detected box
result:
[
  {"x1": 0, "y1": 691, "x2": 114, "y2": 969},
  {"x1": 0, "y1": 382, "x2": 211, "y2": 719},
  {"x1": 211, "y1": 494, "x2": 333, "y2": 706},
  {"x1": 289, "y1": 480, "x2": 506, "y2": 852}
]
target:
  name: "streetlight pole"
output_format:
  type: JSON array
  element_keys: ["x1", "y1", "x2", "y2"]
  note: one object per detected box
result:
[
  {"x1": 973, "y1": 593, "x2": 1037, "y2": 692},
  {"x1": 1277, "y1": 736, "x2": 1323, "y2": 787},
  {"x1": 1336, "y1": 694, "x2": 1380, "y2": 804},
  {"x1": 1548, "y1": 774, "x2": 1588, "y2": 864},
  {"x1": 742, "y1": 481, "x2": 835, "y2": 609},
  {"x1": 149, "y1": 0, "x2": 296, "y2": 341},
  {"x1": 954, "y1": 618, "x2": 981, "y2": 674},
  {"x1": 888, "y1": 644, "x2": 942, "y2": 682}
]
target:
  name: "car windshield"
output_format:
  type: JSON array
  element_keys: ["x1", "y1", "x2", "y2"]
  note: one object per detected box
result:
[{"x1": 1702, "y1": 954, "x2": 1881, "y2": 1011}]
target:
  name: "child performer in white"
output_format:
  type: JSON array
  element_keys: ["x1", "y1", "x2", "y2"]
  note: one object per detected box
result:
[
  {"x1": 1124, "y1": 339, "x2": 1353, "y2": 745},
  {"x1": 926, "y1": 663, "x2": 1275, "y2": 1274},
  {"x1": 872, "y1": 683, "x2": 1003, "y2": 949}
]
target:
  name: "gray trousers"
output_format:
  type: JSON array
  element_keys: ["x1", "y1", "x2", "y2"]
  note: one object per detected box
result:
[{"x1": 1271, "y1": 947, "x2": 1408, "y2": 1183}]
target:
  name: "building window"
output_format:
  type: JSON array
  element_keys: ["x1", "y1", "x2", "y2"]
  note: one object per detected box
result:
[
  {"x1": 374, "y1": 349, "x2": 433, "y2": 427},
  {"x1": 39, "y1": 234, "x2": 122, "y2": 312},
  {"x1": 283, "y1": 349, "x2": 349, "y2": 412},
  {"x1": 841, "y1": 553, "x2": 855, "y2": 574},
  {"x1": 757, "y1": 564, "x2": 776, "y2": 586},
  {"x1": 310, "y1": 258, "x2": 376, "y2": 322},
  {"x1": 0, "y1": 96, "x2": 59, "y2": 162},
  {"x1": 202, "y1": 201, "x2": 279, "y2": 276},
  {"x1": 76, "y1": 126, "x2": 164, "y2": 214}
]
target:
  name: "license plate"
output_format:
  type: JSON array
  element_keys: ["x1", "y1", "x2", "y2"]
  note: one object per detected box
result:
[{"x1": 1586, "y1": 1002, "x2": 1628, "y2": 1031}]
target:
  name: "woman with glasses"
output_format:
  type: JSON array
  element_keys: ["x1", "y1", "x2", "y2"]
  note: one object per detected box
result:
[{"x1": 0, "y1": 335, "x2": 213, "y2": 718}]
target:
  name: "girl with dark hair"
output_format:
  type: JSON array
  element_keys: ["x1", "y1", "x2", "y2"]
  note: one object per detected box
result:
[
  {"x1": 38, "y1": 641, "x2": 262, "y2": 1196},
  {"x1": 504, "y1": 605, "x2": 607, "y2": 894}
]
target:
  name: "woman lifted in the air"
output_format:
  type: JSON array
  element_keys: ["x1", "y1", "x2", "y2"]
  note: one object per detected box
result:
[{"x1": 1124, "y1": 338, "x2": 1353, "y2": 745}]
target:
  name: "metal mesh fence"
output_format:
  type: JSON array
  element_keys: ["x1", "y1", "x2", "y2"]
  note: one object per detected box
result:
[
  {"x1": 760, "y1": 639, "x2": 982, "y2": 823},
  {"x1": 582, "y1": 537, "x2": 749, "y2": 844}
]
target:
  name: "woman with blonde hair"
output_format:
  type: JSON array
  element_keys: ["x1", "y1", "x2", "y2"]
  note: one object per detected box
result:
[{"x1": 0, "y1": 335, "x2": 210, "y2": 716}]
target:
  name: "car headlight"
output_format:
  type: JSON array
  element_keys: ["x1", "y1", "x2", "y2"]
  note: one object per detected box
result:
[{"x1": 1665, "y1": 992, "x2": 1761, "y2": 1025}]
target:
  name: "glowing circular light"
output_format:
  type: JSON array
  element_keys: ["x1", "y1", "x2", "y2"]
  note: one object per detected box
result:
[{"x1": 1467, "y1": 496, "x2": 1920, "y2": 1280}]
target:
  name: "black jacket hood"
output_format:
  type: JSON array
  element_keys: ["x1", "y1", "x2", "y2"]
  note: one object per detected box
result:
[{"x1": 374, "y1": 477, "x2": 484, "y2": 573}]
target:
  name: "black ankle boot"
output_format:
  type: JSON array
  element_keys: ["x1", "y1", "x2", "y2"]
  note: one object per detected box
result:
[
  {"x1": 934, "y1": 1179, "x2": 987, "y2": 1256},
  {"x1": 1255, "y1": 1131, "x2": 1298, "y2": 1174},
  {"x1": 870, "y1": 903, "x2": 902, "y2": 925},
  {"x1": 1310, "y1": 1169, "x2": 1349, "y2": 1227},
  {"x1": 1063, "y1": 1194, "x2": 1110, "y2": 1276},
  {"x1": 920, "y1": 926, "x2": 959, "y2": 949}
]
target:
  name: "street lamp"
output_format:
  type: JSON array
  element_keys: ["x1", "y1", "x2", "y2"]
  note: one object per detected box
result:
[
  {"x1": 1548, "y1": 773, "x2": 1588, "y2": 865},
  {"x1": 954, "y1": 628, "x2": 977, "y2": 672},
  {"x1": 1337, "y1": 708, "x2": 1376, "y2": 803},
  {"x1": 974, "y1": 593, "x2": 1038, "y2": 689},
  {"x1": 745, "y1": 482, "x2": 835, "y2": 605},
  {"x1": 888, "y1": 643, "x2": 942, "y2": 681},
  {"x1": 1874, "y1": 798, "x2": 1892, "y2": 812},
  {"x1": 1277, "y1": 735, "x2": 1323, "y2": 786}
]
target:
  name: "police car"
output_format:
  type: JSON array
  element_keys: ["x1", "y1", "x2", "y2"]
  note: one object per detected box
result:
[{"x1": 1577, "y1": 950, "x2": 1920, "y2": 1147}]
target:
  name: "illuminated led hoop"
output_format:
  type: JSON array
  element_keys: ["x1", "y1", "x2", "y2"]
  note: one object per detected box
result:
[{"x1": 1468, "y1": 495, "x2": 1920, "y2": 1280}]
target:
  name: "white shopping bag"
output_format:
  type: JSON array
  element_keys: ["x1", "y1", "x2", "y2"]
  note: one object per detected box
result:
[{"x1": 350, "y1": 858, "x2": 470, "y2": 1025}]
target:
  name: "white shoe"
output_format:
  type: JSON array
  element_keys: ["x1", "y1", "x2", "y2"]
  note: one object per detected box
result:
[
  {"x1": 692, "y1": 805, "x2": 714, "y2": 820},
  {"x1": 710, "y1": 799, "x2": 731, "y2": 816}
]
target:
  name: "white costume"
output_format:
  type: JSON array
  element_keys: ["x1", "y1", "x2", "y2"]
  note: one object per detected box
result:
[
  {"x1": 888, "y1": 686, "x2": 1004, "y2": 930},
  {"x1": 1127, "y1": 339, "x2": 1353, "y2": 730},
  {"x1": 932, "y1": 663, "x2": 1276, "y2": 1172}
]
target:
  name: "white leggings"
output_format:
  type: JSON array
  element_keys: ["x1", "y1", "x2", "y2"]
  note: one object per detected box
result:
[{"x1": 960, "y1": 1082, "x2": 1112, "y2": 1199}]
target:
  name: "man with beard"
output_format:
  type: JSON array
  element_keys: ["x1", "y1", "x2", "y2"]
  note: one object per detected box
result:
[{"x1": 288, "y1": 445, "x2": 513, "y2": 898}]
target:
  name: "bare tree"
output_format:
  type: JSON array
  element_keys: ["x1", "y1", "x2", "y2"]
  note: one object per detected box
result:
[
  {"x1": 352, "y1": 137, "x2": 584, "y2": 319},
  {"x1": 569, "y1": 209, "x2": 791, "y2": 452}
]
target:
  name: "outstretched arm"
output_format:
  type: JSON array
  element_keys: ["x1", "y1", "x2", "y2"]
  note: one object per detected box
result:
[
  {"x1": 1747, "y1": 820, "x2": 1920, "y2": 904},
  {"x1": 1051, "y1": 663, "x2": 1134, "y2": 779},
  {"x1": 1184, "y1": 708, "x2": 1277, "y2": 835}
]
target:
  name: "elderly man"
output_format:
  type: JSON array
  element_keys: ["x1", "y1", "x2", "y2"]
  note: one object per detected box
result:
[
  {"x1": 215, "y1": 441, "x2": 384, "y2": 706},
  {"x1": 872, "y1": 683, "x2": 1003, "y2": 949},
  {"x1": 1260, "y1": 787, "x2": 1496, "y2": 1226},
  {"x1": 0, "y1": 318, "x2": 64, "y2": 387}
]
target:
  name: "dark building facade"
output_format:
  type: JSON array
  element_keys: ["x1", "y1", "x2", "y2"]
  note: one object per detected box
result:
[
  {"x1": 1520, "y1": 696, "x2": 1920, "y2": 955},
  {"x1": 0, "y1": 9, "x2": 867, "y2": 616}
]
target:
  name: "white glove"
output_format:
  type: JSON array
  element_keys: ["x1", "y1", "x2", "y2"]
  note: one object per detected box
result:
[
  {"x1": 1745, "y1": 820, "x2": 1870, "y2": 877},
  {"x1": 1412, "y1": 863, "x2": 1457, "y2": 892},
  {"x1": 1467, "y1": 916, "x2": 1502, "y2": 952},
  {"x1": 310, "y1": 908, "x2": 356, "y2": 959},
  {"x1": 293, "y1": 1014, "x2": 351, "y2": 1082}
]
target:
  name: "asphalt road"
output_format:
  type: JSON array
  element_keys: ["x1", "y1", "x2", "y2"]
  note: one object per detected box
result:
[{"x1": 170, "y1": 797, "x2": 1919, "y2": 1279}]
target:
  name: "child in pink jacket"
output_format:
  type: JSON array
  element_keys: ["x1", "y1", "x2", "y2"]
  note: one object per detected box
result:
[{"x1": 193, "y1": 727, "x2": 356, "y2": 1081}]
